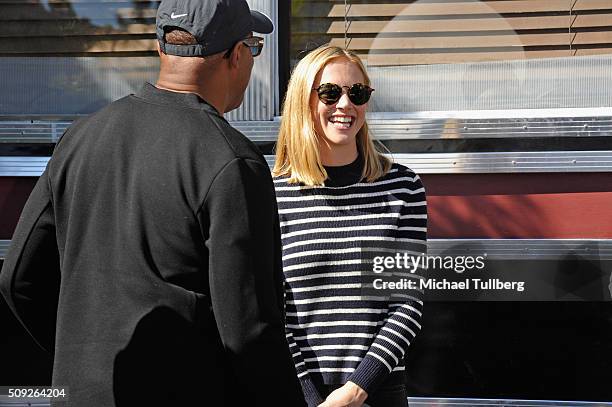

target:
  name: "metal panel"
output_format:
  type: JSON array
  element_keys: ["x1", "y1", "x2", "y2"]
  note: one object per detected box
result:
[
  {"x1": 369, "y1": 108, "x2": 612, "y2": 120},
  {"x1": 0, "y1": 398, "x2": 49, "y2": 407},
  {"x1": 265, "y1": 151, "x2": 612, "y2": 173},
  {"x1": 0, "y1": 121, "x2": 70, "y2": 143},
  {"x1": 388, "y1": 151, "x2": 612, "y2": 173},
  {"x1": 224, "y1": 0, "x2": 277, "y2": 121},
  {"x1": 0, "y1": 240, "x2": 9, "y2": 259},
  {"x1": 0, "y1": 120, "x2": 280, "y2": 143},
  {"x1": 4, "y1": 151, "x2": 612, "y2": 176},
  {"x1": 0, "y1": 157, "x2": 50, "y2": 176},
  {"x1": 428, "y1": 239, "x2": 612, "y2": 261},
  {"x1": 3, "y1": 108, "x2": 612, "y2": 143},
  {"x1": 368, "y1": 113, "x2": 612, "y2": 140}
]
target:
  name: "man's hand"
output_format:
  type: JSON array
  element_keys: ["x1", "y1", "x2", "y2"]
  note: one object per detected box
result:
[{"x1": 318, "y1": 381, "x2": 368, "y2": 407}]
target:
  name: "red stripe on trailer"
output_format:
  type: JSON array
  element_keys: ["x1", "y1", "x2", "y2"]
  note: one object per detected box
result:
[
  {"x1": 0, "y1": 177, "x2": 37, "y2": 239},
  {"x1": 2, "y1": 173, "x2": 612, "y2": 240},
  {"x1": 424, "y1": 173, "x2": 612, "y2": 239}
]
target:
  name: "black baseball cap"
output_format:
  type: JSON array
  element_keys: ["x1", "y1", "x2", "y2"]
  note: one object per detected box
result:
[{"x1": 156, "y1": 0, "x2": 274, "y2": 57}]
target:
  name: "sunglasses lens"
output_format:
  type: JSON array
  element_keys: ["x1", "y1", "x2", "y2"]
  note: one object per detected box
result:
[
  {"x1": 317, "y1": 84, "x2": 341, "y2": 105},
  {"x1": 244, "y1": 38, "x2": 263, "y2": 57},
  {"x1": 348, "y1": 84, "x2": 371, "y2": 105}
]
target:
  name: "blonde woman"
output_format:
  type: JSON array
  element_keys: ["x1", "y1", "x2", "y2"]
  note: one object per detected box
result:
[{"x1": 273, "y1": 46, "x2": 427, "y2": 407}]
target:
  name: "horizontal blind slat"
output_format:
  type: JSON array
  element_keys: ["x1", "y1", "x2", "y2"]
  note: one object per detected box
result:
[
  {"x1": 364, "y1": 50, "x2": 574, "y2": 66},
  {"x1": 321, "y1": 1, "x2": 576, "y2": 18},
  {"x1": 324, "y1": 16, "x2": 578, "y2": 34},
  {"x1": 327, "y1": 33, "x2": 574, "y2": 50},
  {"x1": 0, "y1": 22, "x2": 154, "y2": 37}
]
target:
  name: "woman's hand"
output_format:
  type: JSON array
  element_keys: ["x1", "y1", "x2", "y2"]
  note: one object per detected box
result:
[{"x1": 318, "y1": 381, "x2": 368, "y2": 407}]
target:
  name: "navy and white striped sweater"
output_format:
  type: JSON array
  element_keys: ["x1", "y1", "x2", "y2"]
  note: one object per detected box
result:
[{"x1": 274, "y1": 162, "x2": 427, "y2": 405}]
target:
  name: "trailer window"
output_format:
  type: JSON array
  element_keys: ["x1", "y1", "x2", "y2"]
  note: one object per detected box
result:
[
  {"x1": 288, "y1": 0, "x2": 612, "y2": 112},
  {"x1": 0, "y1": 1, "x2": 277, "y2": 120}
]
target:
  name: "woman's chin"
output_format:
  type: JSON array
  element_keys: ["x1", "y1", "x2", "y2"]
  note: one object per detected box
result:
[{"x1": 322, "y1": 131, "x2": 357, "y2": 146}]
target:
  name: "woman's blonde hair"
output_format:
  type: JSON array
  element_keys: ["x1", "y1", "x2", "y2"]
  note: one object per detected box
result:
[{"x1": 273, "y1": 45, "x2": 391, "y2": 186}]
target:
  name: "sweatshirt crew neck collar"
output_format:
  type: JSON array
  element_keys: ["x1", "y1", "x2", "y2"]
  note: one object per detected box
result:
[{"x1": 135, "y1": 82, "x2": 221, "y2": 116}]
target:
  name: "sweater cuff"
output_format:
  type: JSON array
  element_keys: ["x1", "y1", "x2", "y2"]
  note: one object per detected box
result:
[
  {"x1": 300, "y1": 377, "x2": 324, "y2": 407},
  {"x1": 347, "y1": 354, "x2": 391, "y2": 395}
]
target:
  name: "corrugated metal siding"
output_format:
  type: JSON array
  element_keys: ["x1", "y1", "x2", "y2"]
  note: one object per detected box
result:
[{"x1": 224, "y1": 0, "x2": 278, "y2": 121}]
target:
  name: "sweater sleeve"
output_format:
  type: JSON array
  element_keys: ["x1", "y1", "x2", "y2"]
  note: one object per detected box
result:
[
  {"x1": 348, "y1": 171, "x2": 427, "y2": 394},
  {"x1": 286, "y1": 327, "x2": 325, "y2": 406},
  {"x1": 202, "y1": 158, "x2": 306, "y2": 406},
  {"x1": 284, "y1": 280, "x2": 325, "y2": 406},
  {"x1": 0, "y1": 169, "x2": 60, "y2": 354}
]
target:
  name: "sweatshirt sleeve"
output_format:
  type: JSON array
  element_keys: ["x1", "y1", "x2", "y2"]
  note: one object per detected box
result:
[
  {"x1": 200, "y1": 157, "x2": 307, "y2": 406},
  {"x1": 348, "y1": 171, "x2": 427, "y2": 394},
  {"x1": 0, "y1": 169, "x2": 61, "y2": 354}
]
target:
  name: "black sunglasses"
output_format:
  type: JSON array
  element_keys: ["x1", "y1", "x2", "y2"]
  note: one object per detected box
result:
[
  {"x1": 223, "y1": 36, "x2": 264, "y2": 58},
  {"x1": 312, "y1": 83, "x2": 374, "y2": 106}
]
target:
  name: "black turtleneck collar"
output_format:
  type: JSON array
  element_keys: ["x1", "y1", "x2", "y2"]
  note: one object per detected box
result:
[{"x1": 324, "y1": 153, "x2": 364, "y2": 187}]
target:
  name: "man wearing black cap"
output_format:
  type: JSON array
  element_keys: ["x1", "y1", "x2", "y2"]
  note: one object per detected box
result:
[{"x1": 0, "y1": 0, "x2": 306, "y2": 406}]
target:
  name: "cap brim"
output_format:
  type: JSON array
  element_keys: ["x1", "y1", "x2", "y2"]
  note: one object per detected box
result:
[{"x1": 251, "y1": 10, "x2": 274, "y2": 34}]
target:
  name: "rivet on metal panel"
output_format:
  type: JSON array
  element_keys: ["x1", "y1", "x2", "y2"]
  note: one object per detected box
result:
[
  {"x1": 572, "y1": 160, "x2": 577, "y2": 164},
  {"x1": 522, "y1": 125, "x2": 528, "y2": 130},
  {"x1": 512, "y1": 160, "x2": 516, "y2": 165}
]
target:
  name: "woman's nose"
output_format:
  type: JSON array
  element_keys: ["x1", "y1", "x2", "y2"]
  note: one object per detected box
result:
[{"x1": 335, "y1": 92, "x2": 352, "y2": 109}]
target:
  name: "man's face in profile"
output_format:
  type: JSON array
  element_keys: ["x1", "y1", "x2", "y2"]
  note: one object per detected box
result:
[{"x1": 226, "y1": 34, "x2": 256, "y2": 112}]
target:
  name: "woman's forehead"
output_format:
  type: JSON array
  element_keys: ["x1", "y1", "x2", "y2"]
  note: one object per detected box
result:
[{"x1": 316, "y1": 58, "x2": 365, "y2": 84}]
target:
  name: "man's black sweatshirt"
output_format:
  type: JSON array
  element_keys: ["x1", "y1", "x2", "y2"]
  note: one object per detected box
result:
[{"x1": 0, "y1": 83, "x2": 306, "y2": 407}]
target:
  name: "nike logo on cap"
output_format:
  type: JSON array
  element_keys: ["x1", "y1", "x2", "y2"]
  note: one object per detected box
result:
[{"x1": 170, "y1": 12, "x2": 188, "y2": 19}]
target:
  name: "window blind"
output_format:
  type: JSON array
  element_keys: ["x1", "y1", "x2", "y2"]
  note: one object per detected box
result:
[{"x1": 291, "y1": 0, "x2": 612, "y2": 66}]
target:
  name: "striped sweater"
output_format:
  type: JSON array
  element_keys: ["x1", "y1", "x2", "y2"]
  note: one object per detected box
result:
[{"x1": 274, "y1": 162, "x2": 427, "y2": 405}]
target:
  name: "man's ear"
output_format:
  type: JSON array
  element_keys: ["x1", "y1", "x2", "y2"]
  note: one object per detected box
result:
[{"x1": 227, "y1": 41, "x2": 242, "y2": 69}]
